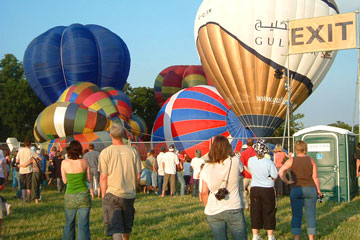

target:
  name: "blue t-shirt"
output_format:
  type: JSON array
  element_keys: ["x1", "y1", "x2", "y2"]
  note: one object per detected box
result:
[
  {"x1": 248, "y1": 156, "x2": 278, "y2": 188},
  {"x1": 40, "y1": 154, "x2": 47, "y2": 172}
]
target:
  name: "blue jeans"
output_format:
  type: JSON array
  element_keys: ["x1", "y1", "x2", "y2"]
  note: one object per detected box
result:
[
  {"x1": 207, "y1": 209, "x2": 247, "y2": 240},
  {"x1": 290, "y1": 186, "x2": 317, "y2": 235},
  {"x1": 145, "y1": 169, "x2": 152, "y2": 187},
  {"x1": 12, "y1": 169, "x2": 18, "y2": 188},
  {"x1": 176, "y1": 172, "x2": 185, "y2": 196},
  {"x1": 157, "y1": 175, "x2": 164, "y2": 195},
  {"x1": 63, "y1": 207, "x2": 91, "y2": 240}
]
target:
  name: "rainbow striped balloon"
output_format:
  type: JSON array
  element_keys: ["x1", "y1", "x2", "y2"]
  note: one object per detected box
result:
[
  {"x1": 151, "y1": 85, "x2": 254, "y2": 158},
  {"x1": 58, "y1": 82, "x2": 120, "y2": 120}
]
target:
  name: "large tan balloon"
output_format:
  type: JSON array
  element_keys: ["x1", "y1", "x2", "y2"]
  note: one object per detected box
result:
[{"x1": 194, "y1": 0, "x2": 338, "y2": 136}]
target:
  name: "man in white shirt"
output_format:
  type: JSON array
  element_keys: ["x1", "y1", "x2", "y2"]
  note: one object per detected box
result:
[
  {"x1": 156, "y1": 146, "x2": 166, "y2": 195},
  {"x1": 161, "y1": 144, "x2": 179, "y2": 197},
  {"x1": 191, "y1": 149, "x2": 205, "y2": 198},
  {"x1": 16, "y1": 139, "x2": 40, "y2": 202}
]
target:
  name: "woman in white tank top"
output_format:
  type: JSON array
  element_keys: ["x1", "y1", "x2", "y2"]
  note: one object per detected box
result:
[{"x1": 200, "y1": 135, "x2": 247, "y2": 240}]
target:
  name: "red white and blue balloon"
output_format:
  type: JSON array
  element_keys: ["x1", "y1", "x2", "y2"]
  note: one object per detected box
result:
[{"x1": 151, "y1": 85, "x2": 254, "y2": 158}]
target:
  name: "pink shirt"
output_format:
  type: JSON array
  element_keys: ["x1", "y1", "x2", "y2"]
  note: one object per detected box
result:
[
  {"x1": 49, "y1": 151, "x2": 56, "y2": 160},
  {"x1": 274, "y1": 152, "x2": 286, "y2": 168}
]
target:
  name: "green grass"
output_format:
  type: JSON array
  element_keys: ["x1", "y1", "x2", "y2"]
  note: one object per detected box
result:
[{"x1": 1, "y1": 185, "x2": 360, "y2": 239}]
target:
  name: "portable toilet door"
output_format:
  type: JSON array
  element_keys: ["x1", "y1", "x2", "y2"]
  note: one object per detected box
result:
[{"x1": 293, "y1": 125, "x2": 355, "y2": 202}]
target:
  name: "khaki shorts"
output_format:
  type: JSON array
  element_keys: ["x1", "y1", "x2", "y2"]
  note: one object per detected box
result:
[{"x1": 163, "y1": 174, "x2": 176, "y2": 193}]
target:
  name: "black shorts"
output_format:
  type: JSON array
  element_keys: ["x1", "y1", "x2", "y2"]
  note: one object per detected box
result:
[
  {"x1": 20, "y1": 173, "x2": 32, "y2": 190},
  {"x1": 102, "y1": 193, "x2": 135, "y2": 236},
  {"x1": 250, "y1": 187, "x2": 277, "y2": 230}
]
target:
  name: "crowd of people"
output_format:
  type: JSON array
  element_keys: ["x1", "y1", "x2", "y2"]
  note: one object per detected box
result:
[
  {"x1": 132, "y1": 135, "x2": 324, "y2": 240},
  {"x1": 2, "y1": 123, "x2": 141, "y2": 240},
  {"x1": 199, "y1": 137, "x2": 323, "y2": 240},
  {"x1": 137, "y1": 143, "x2": 206, "y2": 198},
  {"x1": 0, "y1": 128, "x2": 326, "y2": 240}
]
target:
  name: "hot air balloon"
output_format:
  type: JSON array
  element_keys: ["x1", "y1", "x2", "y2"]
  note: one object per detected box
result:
[
  {"x1": 182, "y1": 65, "x2": 212, "y2": 88},
  {"x1": 24, "y1": 23, "x2": 130, "y2": 106},
  {"x1": 194, "y1": 0, "x2": 338, "y2": 136},
  {"x1": 58, "y1": 82, "x2": 121, "y2": 122},
  {"x1": 34, "y1": 102, "x2": 110, "y2": 143},
  {"x1": 154, "y1": 65, "x2": 187, "y2": 107},
  {"x1": 33, "y1": 81, "x2": 136, "y2": 154},
  {"x1": 151, "y1": 85, "x2": 254, "y2": 158},
  {"x1": 154, "y1": 65, "x2": 213, "y2": 106},
  {"x1": 102, "y1": 87, "x2": 132, "y2": 122},
  {"x1": 129, "y1": 113, "x2": 148, "y2": 140}
]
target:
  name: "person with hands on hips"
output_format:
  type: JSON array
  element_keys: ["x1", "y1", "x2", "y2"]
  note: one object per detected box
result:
[{"x1": 278, "y1": 140, "x2": 322, "y2": 240}]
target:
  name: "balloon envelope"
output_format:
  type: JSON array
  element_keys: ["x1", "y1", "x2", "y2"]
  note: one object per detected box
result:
[
  {"x1": 182, "y1": 65, "x2": 211, "y2": 88},
  {"x1": 24, "y1": 23, "x2": 130, "y2": 106},
  {"x1": 102, "y1": 87, "x2": 132, "y2": 122},
  {"x1": 194, "y1": 0, "x2": 338, "y2": 136},
  {"x1": 129, "y1": 113, "x2": 148, "y2": 140},
  {"x1": 154, "y1": 65, "x2": 212, "y2": 106},
  {"x1": 58, "y1": 82, "x2": 121, "y2": 122},
  {"x1": 151, "y1": 85, "x2": 254, "y2": 158},
  {"x1": 34, "y1": 102, "x2": 109, "y2": 143}
]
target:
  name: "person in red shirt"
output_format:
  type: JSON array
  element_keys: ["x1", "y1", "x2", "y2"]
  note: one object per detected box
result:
[
  {"x1": 240, "y1": 138, "x2": 256, "y2": 209},
  {"x1": 273, "y1": 144, "x2": 291, "y2": 196}
]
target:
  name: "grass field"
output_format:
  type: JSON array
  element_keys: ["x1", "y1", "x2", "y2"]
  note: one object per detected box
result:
[{"x1": 1, "y1": 185, "x2": 360, "y2": 240}]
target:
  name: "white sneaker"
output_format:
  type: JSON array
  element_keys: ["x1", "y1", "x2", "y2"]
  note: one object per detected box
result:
[
  {"x1": 5, "y1": 203, "x2": 11, "y2": 216},
  {"x1": 268, "y1": 235, "x2": 276, "y2": 240},
  {"x1": 252, "y1": 235, "x2": 262, "y2": 240}
]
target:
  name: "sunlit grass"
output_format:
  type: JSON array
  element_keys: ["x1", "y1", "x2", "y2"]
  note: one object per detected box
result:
[{"x1": 1, "y1": 185, "x2": 359, "y2": 239}]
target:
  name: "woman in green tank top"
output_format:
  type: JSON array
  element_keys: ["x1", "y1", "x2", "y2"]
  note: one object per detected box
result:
[{"x1": 61, "y1": 140, "x2": 91, "y2": 240}]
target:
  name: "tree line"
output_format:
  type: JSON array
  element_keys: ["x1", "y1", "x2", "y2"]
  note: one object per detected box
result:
[{"x1": 0, "y1": 54, "x2": 160, "y2": 142}]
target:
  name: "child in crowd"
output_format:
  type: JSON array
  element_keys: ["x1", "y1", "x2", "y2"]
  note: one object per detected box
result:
[{"x1": 183, "y1": 157, "x2": 192, "y2": 194}]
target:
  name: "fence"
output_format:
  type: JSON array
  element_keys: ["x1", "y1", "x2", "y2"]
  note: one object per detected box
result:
[{"x1": 2, "y1": 133, "x2": 359, "y2": 161}]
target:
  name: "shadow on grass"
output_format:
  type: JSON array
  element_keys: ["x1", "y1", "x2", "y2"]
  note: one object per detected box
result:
[
  {"x1": 316, "y1": 196, "x2": 360, "y2": 238},
  {"x1": 3, "y1": 228, "x2": 48, "y2": 240}
]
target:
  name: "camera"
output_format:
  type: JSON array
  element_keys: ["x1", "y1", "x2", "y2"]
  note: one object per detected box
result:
[
  {"x1": 215, "y1": 188, "x2": 229, "y2": 200},
  {"x1": 317, "y1": 194, "x2": 326, "y2": 203}
]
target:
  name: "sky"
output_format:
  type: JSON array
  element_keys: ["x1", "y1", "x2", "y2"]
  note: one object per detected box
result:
[{"x1": 0, "y1": 0, "x2": 359, "y2": 129}]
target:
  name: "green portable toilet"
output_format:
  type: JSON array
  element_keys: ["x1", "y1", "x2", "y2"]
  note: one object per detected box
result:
[{"x1": 293, "y1": 125, "x2": 358, "y2": 202}]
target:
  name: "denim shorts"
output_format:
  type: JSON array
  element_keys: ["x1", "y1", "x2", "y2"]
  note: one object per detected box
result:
[{"x1": 102, "y1": 193, "x2": 135, "y2": 236}]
